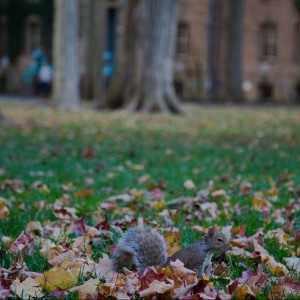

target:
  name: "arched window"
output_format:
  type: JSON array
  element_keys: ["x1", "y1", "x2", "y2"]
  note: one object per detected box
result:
[
  {"x1": 176, "y1": 22, "x2": 189, "y2": 55},
  {"x1": 0, "y1": 16, "x2": 7, "y2": 56},
  {"x1": 260, "y1": 23, "x2": 277, "y2": 61},
  {"x1": 24, "y1": 15, "x2": 41, "y2": 53}
]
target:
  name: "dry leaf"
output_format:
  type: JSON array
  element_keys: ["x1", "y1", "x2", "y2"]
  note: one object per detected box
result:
[
  {"x1": 139, "y1": 279, "x2": 174, "y2": 297},
  {"x1": 165, "y1": 232, "x2": 181, "y2": 256},
  {"x1": 211, "y1": 189, "x2": 227, "y2": 199},
  {"x1": 266, "y1": 229, "x2": 289, "y2": 246},
  {"x1": 0, "y1": 197, "x2": 9, "y2": 218},
  {"x1": 70, "y1": 278, "x2": 99, "y2": 299},
  {"x1": 170, "y1": 260, "x2": 198, "y2": 285},
  {"x1": 283, "y1": 257, "x2": 300, "y2": 273},
  {"x1": 11, "y1": 277, "x2": 43, "y2": 300},
  {"x1": 253, "y1": 196, "x2": 271, "y2": 211},
  {"x1": 183, "y1": 179, "x2": 196, "y2": 190},
  {"x1": 253, "y1": 239, "x2": 288, "y2": 275},
  {"x1": 25, "y1": 221, "x2": 43, "y2": 233},
  {"x1": 94, "y1": 253, "x2": 119, "y2": 282},
  {"x1": 35, "y1": 266, "x2": 80, "y2": 291},
  {"x1": 234, "y1": 284, "x2": 255, "y2": 300}
]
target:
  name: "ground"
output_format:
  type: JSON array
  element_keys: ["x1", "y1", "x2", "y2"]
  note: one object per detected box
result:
[{"x1": 0, "y1": 102, "x2": 299, "y2": 299}]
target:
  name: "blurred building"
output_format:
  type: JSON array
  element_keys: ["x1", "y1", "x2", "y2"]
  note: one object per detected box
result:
[
  {"x1": 176, "y1": 0, "x2": 300, "y2": 103},
  {"x1": 0, "y1": 0, "x2": 300, "y2": 103}
]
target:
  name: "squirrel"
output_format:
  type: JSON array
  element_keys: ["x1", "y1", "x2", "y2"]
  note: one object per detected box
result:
[{"x1": 113, "y1": 226, "x2": 231, "y2": 275}]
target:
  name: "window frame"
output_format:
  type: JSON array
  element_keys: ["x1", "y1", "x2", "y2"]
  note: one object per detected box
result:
[
  {"x1": 176, "y1": 22, "x2": 189, "y2": 57},
  {"x1": 24, "y1": 15, "x2": 42, "y2": 54},
  {"x1": 259, "y1": 22, "x2": 277, "y2": 62}
]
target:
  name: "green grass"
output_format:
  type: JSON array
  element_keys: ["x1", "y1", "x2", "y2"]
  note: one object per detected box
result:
[{"x1": 0, "y1": 103, "x2": 300, "y2": 298}]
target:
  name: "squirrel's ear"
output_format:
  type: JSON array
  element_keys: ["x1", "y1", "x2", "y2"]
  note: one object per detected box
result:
[{"x1": 208, "y1": 227, "x2": 215, "y2": 236}]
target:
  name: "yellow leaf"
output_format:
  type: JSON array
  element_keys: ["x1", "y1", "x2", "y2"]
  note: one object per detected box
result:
[
  {"x1": 265, "y1": 187, "x2": 279, "y2": 197},
  {"x1": 253, "y1": 239, "x2": 288, "y2": 275},
  {"x1": 153, "y1": 200, "x2": 165, "y2": 211},
  {"x1": 235, "y1": 284, "x2": 254, "y2": 300},
  {"x1": 165, "y1": 232, "x2": 181, "y2": 256},
  {"x1": 11, "y1": 277, "x2": 43, "y2": 300},
  {"x1": 253, "y1": 196, "x2": 271, "y2": 211},
  {"x1": 35, "y1": 266, "x2": 80, "y2": 291}
]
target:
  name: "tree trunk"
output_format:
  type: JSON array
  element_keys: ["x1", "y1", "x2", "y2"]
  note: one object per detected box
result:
[
  {"x1": 226, "y1": 0, "x2": 245, "y2": 103},
  {"x1": 52, "y1": 0, "x2": 80, "y2": 110},
  {"x1": 106, "y1": 0, "x2": 184, "y2": 113},
  {"x1": 82, "y1": 0, "x2": 105, "y2": 104}
]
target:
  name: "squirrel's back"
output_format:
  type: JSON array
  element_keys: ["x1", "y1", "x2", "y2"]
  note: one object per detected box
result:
[{"x1": 113, "y1": 227, "x2": 168, "y2": 274}]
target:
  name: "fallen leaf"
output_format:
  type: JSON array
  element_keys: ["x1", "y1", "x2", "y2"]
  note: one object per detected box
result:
[
  {"x1": 70, "y1": 278, "x2": 99, "y2": 299},
  {"x1": 94, "y1": 253, "x2": 119, "y2": 282},
  {"x1": 253, "y1": 196, "x2": 271, "y2": 211},
  {"x1": 35, "y1": 266, "x2": 80, "y2": 291},
  {"x1": 184, "y1": 179, "x2": 196, "y2": 190},
  {"x1": 0, "y1": 198, "x2": 9, "y2": 218},
  {"x1": 211, "y1": 189, "x2": 227, "y2": 199},
  {"x1": 234, "y1": 284, "x2": 255, "y2": 300},
  {"x1": 139, "y1": 279, "x2": 174, "y2": 297},
  {"x1": 11, "y1": 277, "x2": 43, "y2": 300},
  {"x1": 170, "y1": 259, "x2": 198, "y2": 285},
  {"x1": 266, "y1": 228, "x2": 289, "y2": 246},
  {"x1": 283, "y1": 257, "x2": 300, "y2": 273},
  {"x1": 25, "y1": 221, "x2": 43, "y2": 234},
  {"x1": 165, "y1": 232, "x2": 181, "y2": 256},
  {"x1": 253, "y1": 239, "x2": 288, "y2": 275},
  {"x1": 75, "y1": 189, "x2": 94, "y2": 198}
]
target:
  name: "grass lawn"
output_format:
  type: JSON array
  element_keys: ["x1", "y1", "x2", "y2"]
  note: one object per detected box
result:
[{"x1": 0, "y1": 102, "x2": 299, "y2": 299}]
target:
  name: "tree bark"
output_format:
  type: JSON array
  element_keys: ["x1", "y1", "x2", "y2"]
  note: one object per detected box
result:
[
  {"x1": 106, "y1": 0, "x2": 184, "y2": 113},
  {"x1": 52, "y1": 0, "x2": 80, "y2": 110},
  {"x1": 82, "y1": 0, "x2": 105, "y2": 104},
  {"x1": 226, "y1": 0, "x2": 245, "y2": 103}
]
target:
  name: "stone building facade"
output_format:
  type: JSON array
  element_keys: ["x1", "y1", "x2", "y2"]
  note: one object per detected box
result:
[
  {"x1": 0, "y1": 0, "x2": 300, "y2": 103},
  {"x1": 175, "y1": 0, "x2": 300, "y2": 103}
]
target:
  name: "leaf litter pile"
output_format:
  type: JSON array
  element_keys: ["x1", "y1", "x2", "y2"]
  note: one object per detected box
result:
[{"x1": 0, "y1": 104, "x2": 300, "y2": 299}]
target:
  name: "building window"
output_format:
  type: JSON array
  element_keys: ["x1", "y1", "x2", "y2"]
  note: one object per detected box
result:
[
  {"x1": 174, "y1": 79, "x2": 184, "y2": 96},
  {"x1": 260, "y1": 23, "x2": 277, "y2": 61},
  {"x1": 0, "y1": 16, "x2": 7, "y2": 56},
  {"x1": 258, "y1": 82, "x2": 274, "y2": 101},
  {"x1": 176, "y1": 22, "x2": 189, "y2": 55},
  {"x1": 25, "y1": 15, "x2": 41, "y2": 53}
]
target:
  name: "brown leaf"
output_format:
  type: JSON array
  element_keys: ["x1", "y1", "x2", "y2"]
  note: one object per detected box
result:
[
  {"x1": 0, "y1": 197, "x2": 9, "y2": 218},
  {"x1": 170, "y1": 260, "x2": 198, "y2": 285},
  {"x1": 75, "y1": 189, "x2": 94, "y2": 199}
]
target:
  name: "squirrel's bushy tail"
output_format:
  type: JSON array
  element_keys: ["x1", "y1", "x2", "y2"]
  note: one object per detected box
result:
[{"x1": 113, "y1": 227, "x2": 168, "y2": 274}]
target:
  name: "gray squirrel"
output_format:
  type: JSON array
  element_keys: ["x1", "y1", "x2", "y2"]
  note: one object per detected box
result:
[{"x1": 113, "y1": 226, "x2": 231, "y2": 275}]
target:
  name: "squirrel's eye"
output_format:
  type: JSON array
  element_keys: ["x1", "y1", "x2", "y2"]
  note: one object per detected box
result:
[{"x1": 217, "y1": 238, "x2": 223, "y2": 243}]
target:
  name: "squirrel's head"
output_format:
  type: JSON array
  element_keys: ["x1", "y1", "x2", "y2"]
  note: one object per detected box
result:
[{"x1": 205, "y1": 226, "x2": 231, "y2": 253}]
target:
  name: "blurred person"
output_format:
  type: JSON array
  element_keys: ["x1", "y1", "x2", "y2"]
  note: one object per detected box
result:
[
  {"x1": 21, "y1": 58, "x2": 38, "y2": 96},
  {"x1": 37, "y1": 60, "x2": 53, "y2": 97}
]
